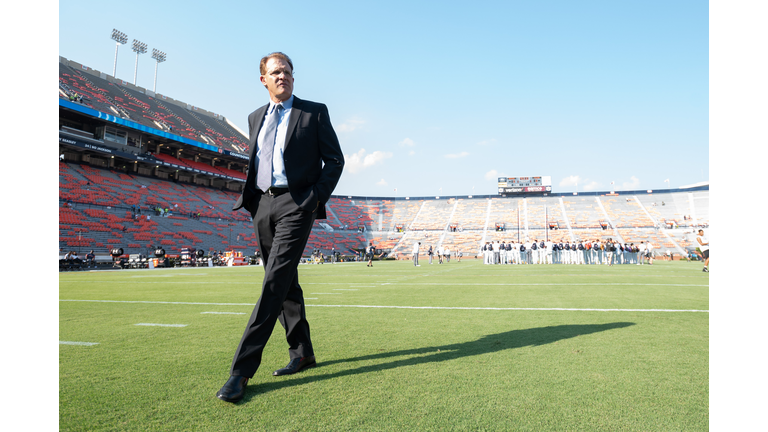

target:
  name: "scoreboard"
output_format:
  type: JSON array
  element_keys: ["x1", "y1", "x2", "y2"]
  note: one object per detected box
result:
[{"x1": 497, "y1": 176, "x2": 552, "y2": 194}]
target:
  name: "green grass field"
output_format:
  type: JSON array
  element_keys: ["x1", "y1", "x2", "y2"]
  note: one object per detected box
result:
[{"x1": 59, "y1": 259, "x2": 708, "y2": 431}]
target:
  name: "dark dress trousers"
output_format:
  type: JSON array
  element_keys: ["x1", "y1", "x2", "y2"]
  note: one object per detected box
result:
[{"x1": 230, "y1": 96, "x2": 344, "y2": 378}]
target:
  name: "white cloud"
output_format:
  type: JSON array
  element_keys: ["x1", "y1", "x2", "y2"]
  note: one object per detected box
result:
[
  {"x1": 344, "y1": 148, "x2": 393, "y2": 174},
  {"x1": 445, "y1": 151, "x2": 469, "y2": 159},
  {"x1": 560, "y1": 175, "x2": 599, "y2": 190},
  {"x1": 622, "y1": 176, "x2": 641, "y2": 190},
  {"x1": 408, "y1": 150, "x2": 415, "y2": 156},
  {"x1": 583, "y1": 181, "x2": 600, "y2": 191},
  {"x1": 559, "y1": 175, "x2": 581, "y2": 187},
  {"x1": 476, "y1": 138, "x2": 497, "y2": 146},
  {"x1": 376, "y1": 179, "x2": 388, "y2": 186},
  {"x1": 485, "y1": 169, "x2": 498, "y2": 181},
  {"x1": 399, "y1": 138, "x2": 415, "y2": 147},
  {"x1": 337, "y1": 117, "x2": 365, "y2": 132}
]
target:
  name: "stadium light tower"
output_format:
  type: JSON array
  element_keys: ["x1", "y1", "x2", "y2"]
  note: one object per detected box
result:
[
  {"x1": 131, "y1": 39, "x2": 148, "y2": 85},
  {"x1": 151, "y1": 49, "x2": 167, "y2": 93},
  {"x1": 111, "y1": 29, "x2": 128, "y2": 78}
]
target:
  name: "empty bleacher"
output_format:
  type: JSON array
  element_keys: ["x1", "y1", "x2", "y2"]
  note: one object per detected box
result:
[
  {"x1": 59, "y1": 161, "x2": 708, "y2": 258},
  {"x1": 561, "y1": 196, "x2": 603, "y2": 229},
  {"x1": 410, "y1": 199, "x2": 457, "y2": 230}
]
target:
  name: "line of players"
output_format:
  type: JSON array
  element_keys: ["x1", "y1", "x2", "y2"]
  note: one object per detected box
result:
[{"x1": 480, "y1": 238, "x2": 656, "y2": 266}]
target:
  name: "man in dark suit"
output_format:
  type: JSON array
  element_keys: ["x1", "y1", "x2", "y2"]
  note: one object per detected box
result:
[{"x1": 216, "y1": 52, "x2": 344, "y2": 403}]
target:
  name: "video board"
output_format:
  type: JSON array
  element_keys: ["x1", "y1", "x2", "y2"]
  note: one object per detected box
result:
[{"x1": 497, "y1": 176, "x2": 552, "y2": 194}]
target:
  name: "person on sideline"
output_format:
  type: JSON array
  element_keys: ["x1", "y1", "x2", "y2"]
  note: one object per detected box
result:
[
  {"x1": 696, "y1": 229, "x2": 709, "y2": 272},
  {"x1": 366, "y1": 242, "x2": 375, "y2": 267}
]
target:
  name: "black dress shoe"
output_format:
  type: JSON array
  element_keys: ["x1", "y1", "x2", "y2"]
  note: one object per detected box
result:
[
  {"x1": 216, "y1": 375, "x2": 249, "y2": 403},
  {"x1": 272, "y1": 356, "x2": 317, "y2": 376}
]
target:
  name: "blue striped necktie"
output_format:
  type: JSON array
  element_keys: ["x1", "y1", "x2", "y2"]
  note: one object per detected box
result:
[{"x1": 256, "y1": 104, "x2": 283, "y2": 192}]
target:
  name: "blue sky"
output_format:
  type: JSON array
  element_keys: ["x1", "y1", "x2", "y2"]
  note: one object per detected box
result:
[{"x1": 58, "y1": 0, "x2": 709, "y2": 197}]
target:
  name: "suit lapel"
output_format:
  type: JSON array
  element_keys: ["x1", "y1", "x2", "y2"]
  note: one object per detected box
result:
[
  {"x1": 283, "y1": 96, "x2": 302, "y2": 152},
  {"x1": 248, "y1": 104, "x2": 269, "y2": 160}
]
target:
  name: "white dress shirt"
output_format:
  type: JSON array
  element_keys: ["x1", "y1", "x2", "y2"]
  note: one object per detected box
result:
[{"x1": 256, "y1": 95, "x2": 293, "y2": 188}]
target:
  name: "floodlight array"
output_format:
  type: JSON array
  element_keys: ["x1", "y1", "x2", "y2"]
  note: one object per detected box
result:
[
  {"x1": 111, "y1": 29, "x2": 127, "y2": 45},
  {"x1": 132, "y1": 39, "x2": 148, "y2": 54},
  {"x1": 152, "y1": 49, "x2": 167, "y2": 63}
]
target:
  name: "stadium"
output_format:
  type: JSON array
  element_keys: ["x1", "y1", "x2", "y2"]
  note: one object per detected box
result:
[
  {"x1": 58, "y1": 55, "x2": 709, "y2": 269},
  {"x1": 57, "y1": 50, "x2": 711, "y2": 431}
]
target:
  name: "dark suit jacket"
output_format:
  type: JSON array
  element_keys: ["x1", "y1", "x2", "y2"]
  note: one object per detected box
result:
[{"x1": 232, "y1": 96, "x2": 344, "y2": 220}]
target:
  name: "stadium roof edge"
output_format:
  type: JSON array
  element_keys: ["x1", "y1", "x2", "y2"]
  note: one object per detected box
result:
[
  {"x1": 329, "y1": 185, "x2": 709, "y2": 201},
  {"x1": 678, "y1": 181, "x2": 709, "y2": 189}
]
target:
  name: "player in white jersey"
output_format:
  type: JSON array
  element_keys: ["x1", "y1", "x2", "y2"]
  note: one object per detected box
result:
[
  {"x1": 545, "y1": 239, "x2": 553, "y2": 264},
  {"x1": 645, "y1": 242, "x2": 654, "y2": 265},
  {"x1": 485, "y1": 242, "x2": 493, "y2": 264},
  {"x1": 568, "y1": 241, "x2": 575, "y2": 264},
  {"x1": 596, "y1": 240, "x2": 604, "y2": 264},
  {"x1": 591, "y1": 240, "x2": 601, "y2": 265},
  {"x1": 696, "y1": 229, "x2": 709, "y2": 272},
  {"x1": 536, "y1": 240, "x2": 545, "y2": 264},
  {"x1": 483, "y1": 242, "x2": 491, "y2": 265},
  {"x1": 577, "y1": 240, "x2": 585, "y2": 265},
  {"x1": 562, "y1": 242, "x2": 571, "y2": 264},
  {"x1": 512, "y1": 241, "x2": 520, "y2": 264},
  {"x1": 412, "y1": 241, "x2": 421, "y2": 266},
  {"x1": 637, "y1": 242, "x2": 645, "y2": 265},
  {"x1": 500, "y1": 241, "x2": 507, "y2": 264}
]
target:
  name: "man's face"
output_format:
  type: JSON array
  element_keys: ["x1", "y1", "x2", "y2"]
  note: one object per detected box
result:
[{"x1": 261, "y1": 57, "x2": 294, "y2": 102}]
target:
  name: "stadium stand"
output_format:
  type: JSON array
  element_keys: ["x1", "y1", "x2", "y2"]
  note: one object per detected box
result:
[
  {"x1": 59, "y1": 158, "x2": 709, "y2": 260},
  {"x1": 58, "y1": 57, "x2": 708, "y2": 263},
  {"x1": 60, "y1": 58, "x2": 249, "y2": 154}
]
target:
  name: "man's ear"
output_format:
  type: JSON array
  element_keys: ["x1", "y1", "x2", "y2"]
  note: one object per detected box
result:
[{"x1": 259, "y1": 75, "x2": 267, "y2": 86}]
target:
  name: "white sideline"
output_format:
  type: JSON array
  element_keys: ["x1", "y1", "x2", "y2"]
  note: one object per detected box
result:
[
  {"x1": 134, "y1": 323, "x2": 188, "y2": 327},
  {"x1": 307, "y1": 304, "x2": 709, "y2": 313},
  {"x1": 59, "y1": 281, "x2": 708, "y2": 287},
  {"x1": 201, "y1": 312, "x2": 246, "y2": 315},
  {"x1": 60, "y1": 341, "x2": 99, "y2": 346},
  {"x1": 60, "y1": 299, "x2": 708, "y2": 313}
]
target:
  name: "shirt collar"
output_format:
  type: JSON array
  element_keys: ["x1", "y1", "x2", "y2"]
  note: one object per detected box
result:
[{"x1": 269, "y1": 95, "x2": 294, "y2": 114}]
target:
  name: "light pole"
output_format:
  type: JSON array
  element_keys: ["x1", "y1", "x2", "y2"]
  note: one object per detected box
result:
[
  {"x1": 131, "y1": 39, "x2": 147, "y2": 85},
  {"x1": 151, "y1": 49, "x2": 167, "y2": 93},
  {"x1": 111, "y1": 29, "x2": 128, "y2": 78}
]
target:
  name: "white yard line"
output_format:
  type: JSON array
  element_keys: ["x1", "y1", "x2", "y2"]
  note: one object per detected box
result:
[
  {"x1": 201, "y1": 312, "x2": 246, "y2": 315},
  {"x1": 60, "y1": 299, "x2": 707, "y2": 313},
  {"x1": 134, "y1": 323, "x2": 188, "y2": 327}
]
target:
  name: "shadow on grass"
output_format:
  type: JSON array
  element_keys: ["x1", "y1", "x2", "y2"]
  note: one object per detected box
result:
[{"x1": 240, "y1": 322, "x2": 634, "y2": 402}]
